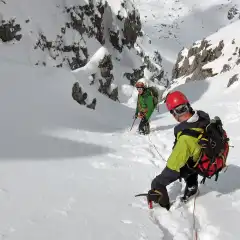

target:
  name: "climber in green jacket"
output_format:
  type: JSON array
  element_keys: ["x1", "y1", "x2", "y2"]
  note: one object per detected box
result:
[
  {"x1": 134, "y1": 80, "x2": 155, "y2": 135},
  {"x1": 147, "y1": 90, "x2": 210, "y2": 210}
]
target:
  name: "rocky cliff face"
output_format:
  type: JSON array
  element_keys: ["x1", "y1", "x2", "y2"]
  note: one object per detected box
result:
[
  {"x1": 0, "y1": 0, "x2": 165, "y2": 110},
  {"x1": 0, "y1": 19, "x2": 22, "y2": 42},
  {"x1": 32, "y1": 0, "x2": 143, "y2": 71},
  {"x1": 227, "y1": 5, "x2": 240, "y2": 20},
  {"x1": 172, "y1": 39, "x2": 224, "y2": 82},
  {"x1": 170, "y1": 19, "x2": 240, "y2": 91}
]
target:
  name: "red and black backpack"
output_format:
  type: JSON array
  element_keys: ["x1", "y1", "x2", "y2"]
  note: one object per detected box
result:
[{"x1": 179, "y1": 116, "x2": 230, "y2": 183}]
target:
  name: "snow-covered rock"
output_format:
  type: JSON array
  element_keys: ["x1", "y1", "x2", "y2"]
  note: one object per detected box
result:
[
  {"x1": 171, "y1": 20, "x2": 240, "y2": 86},
  {"x1": 172, "y1": 39, "x2": 224, "y2": 81},
  {"x1": 135, "y1": 0, "x2": 240, "y2": 80},
  {"x1": 0, "y1": 0, "x2": 165, "y2": 109}
]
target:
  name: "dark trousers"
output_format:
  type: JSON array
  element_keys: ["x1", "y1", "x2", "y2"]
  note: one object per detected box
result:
[
  {"x1": 180, "y1": 165, "x2": 198, "y2": 188},
  {"x1": 151, "y1": 166, "x2": 198, "y2": 208},
  {"x1": 138, "y1": 117, "x2": 150, "y2": 134}
]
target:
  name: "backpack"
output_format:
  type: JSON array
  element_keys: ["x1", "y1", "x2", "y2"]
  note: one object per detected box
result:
[
  {"x1": 148, "y1": 86, "x2": 160, "y2": 107},
  {"x1": 179, "y1": 116, "x2": 230, "y2": 183}
]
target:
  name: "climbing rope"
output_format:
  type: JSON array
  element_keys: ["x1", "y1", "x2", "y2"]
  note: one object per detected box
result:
[
  {"x1": 192, "y1": 190, "x2": 200, "y2": 240},
  {"x1": 147, "y1": 134, "x2": 167, "y2": 162}
]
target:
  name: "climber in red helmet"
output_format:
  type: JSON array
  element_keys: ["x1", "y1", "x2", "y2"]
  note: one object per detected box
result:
[
  {"x1": 147, "y1": 90, "x2": 211, "y2": 210},
  {"x1": 165, "y1": 91, "x2": 189, "y2": 111}
]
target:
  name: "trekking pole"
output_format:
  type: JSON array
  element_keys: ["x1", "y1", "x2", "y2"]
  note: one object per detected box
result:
[{"x1": 130, "y1": 117, "x2": 137, "y2": 131}]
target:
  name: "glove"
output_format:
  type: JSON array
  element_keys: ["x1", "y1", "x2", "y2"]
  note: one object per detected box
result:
[
  {"x1": 147, "y1": 189, "x2": 162, "y2": 203},
  {"x1": 138, "y1": 112, "x2": 145, "y2": 119},
  {"x1": 133, "y1": 113, "x2": 138, "y2": 119}
]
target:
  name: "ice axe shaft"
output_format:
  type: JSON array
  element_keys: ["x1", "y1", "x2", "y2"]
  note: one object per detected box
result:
[
  {"x1": 130, "y1": 117, "x2": 137, "y2": 131},
  {"x1": 135, "y1": 193, "x2": 148, "y2": 197}
]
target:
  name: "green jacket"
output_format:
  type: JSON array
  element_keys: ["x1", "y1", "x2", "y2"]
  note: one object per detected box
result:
[
  {"x1": 135, "y1": 89, "x2": 154, "y2": 120},
  {"x1": 166, "y1": 127, "x2": 204, "y2": 172}
]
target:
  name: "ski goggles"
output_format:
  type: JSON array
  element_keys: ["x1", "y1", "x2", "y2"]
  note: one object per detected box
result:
[
  {"x1": 136, "y1": 87, "x2": 144, "y2": 90},
  {"x1": 170, "y1": 104, "x2": 189, "y2": 116}
]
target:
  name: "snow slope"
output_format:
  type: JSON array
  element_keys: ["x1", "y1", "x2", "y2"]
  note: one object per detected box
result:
[
  {"x1": 1, "y1": 0, "x2": 240, "y2": 240},
  {"x1": 136, "y1": 0, "x2": 240, "y2": 76},
  {"x1": 2, "y1": 53, "x2": 240, "y2": 239},
  {"x1": 0, "y1": 58, "x2": 164, "y2": 240},
  {"x1": 1, "y1": 49, "x2": 240, "y2": 239}
]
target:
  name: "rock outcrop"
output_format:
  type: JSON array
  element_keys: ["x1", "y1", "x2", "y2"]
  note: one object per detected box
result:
[
  {"x1": 227, "y1": 74, "x2": 239, "y2": 87},
  {"x1": 0, "y1": 18, "x2": 22, "y2": 42},
  {"x1": 227, "y1": 6, "x2": 240, "y2": 20},
  {"x1": 172, "y1": 39, "x2": 224, "y2": 81}
]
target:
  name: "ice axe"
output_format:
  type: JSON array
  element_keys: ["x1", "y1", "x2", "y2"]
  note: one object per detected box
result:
[{"x1": 135, "y1": 193, "x2": 153, "y2": 209}]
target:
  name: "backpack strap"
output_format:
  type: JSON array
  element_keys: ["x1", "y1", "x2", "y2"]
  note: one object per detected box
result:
[
  {"x1": 172, "y1": 128, "x2": 204, "y2": 149},
  {"x1": 179, "y1": 129, "x2": 203, "y2": 139},
  {"x1": 178, "y1": 128, "x2": 205, "y2": 162},
  {"x1": 149, "y1": 90, "x2": 155, "y2": 106},
  {"x1": 147, "y1": 88, "x2": 156, "y2": 107},
  {"x1": 137, "y1": 91, "x2": 148, "y2": 113}
]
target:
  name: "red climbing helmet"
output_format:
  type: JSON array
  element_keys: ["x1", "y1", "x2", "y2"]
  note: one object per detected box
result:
[{"x1": 165, "y1": 91, "x2": 189, "y2": 111}]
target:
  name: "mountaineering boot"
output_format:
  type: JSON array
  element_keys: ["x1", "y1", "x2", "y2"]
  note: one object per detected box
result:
[
  {"x1": 139, "y1": 122, "x2": 150, "y2": 135},
  {"x1": 147, "y1": 189, "x2": 170, "y2": 210},
  {"x1": 139, "y1": 128, "x2": 146, "y2": 135},
  {"x1": 181, "y1": 185, "x2": 198, "y2": 202},
  {"x1": 144, "y1": 122, "x2": 150, "y2": 135},
  {"x1": 147, "y1": 189, "x2": 162, "y2": 203},
  {"x1": 139, "y1": 126, "x2": 149, "y2": 135}
]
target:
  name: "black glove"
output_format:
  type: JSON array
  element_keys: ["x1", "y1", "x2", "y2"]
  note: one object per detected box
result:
[{"x1": 147, "y1": 189, "x2": 162, "y2": 203}]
